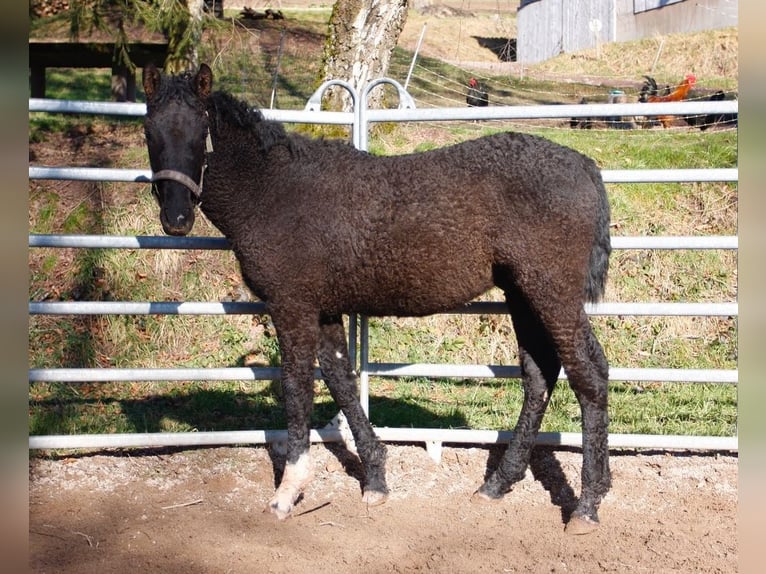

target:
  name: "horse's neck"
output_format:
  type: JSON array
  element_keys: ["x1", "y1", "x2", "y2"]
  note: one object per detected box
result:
[
  {"x1": 201, "y1": 127, "x2": 266, "y2": 233},
  {"x1": 208, "y1": 129, "x2": 256, "y2": 169}
]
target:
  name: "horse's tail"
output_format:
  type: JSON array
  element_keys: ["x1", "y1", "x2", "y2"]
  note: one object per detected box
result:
[{"x1": 584, "y1": 160, "x2": 611, "y2": 303}]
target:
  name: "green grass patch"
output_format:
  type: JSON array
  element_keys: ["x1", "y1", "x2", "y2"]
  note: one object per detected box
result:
[{"x1": 366, "y1": 377, "x2": 737, "y2": 437}]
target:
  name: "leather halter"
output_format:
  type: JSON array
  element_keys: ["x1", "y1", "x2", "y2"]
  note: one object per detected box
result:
[{"x1": 150, "y1": 128, "x2": 213, "y2": 202}]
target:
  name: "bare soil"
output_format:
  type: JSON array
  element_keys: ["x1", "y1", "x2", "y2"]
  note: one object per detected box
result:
[{"x1": 30, "y1": 444, "x2": 737, "y2": 573}]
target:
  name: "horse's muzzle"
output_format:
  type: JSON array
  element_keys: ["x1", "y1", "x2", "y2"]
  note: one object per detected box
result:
[{"x1": 160, "y1": 208, "x2": 195, "y2": 236}]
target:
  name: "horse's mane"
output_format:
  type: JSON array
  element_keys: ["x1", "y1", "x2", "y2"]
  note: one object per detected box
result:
[
  {"x1": 209, "y1": 91, "x2": 264, "y2": 129},
  {"x1": 208, "y1": 91, "x2": 292, "y2": 155}
]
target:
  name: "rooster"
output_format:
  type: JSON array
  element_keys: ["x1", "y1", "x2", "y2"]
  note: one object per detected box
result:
[
  {"x1": 466, "y1": 78, "x2": 489, "y2": 107},
  {"x1": 639, "y1": 74, "x2": 696, "y2": 128}
]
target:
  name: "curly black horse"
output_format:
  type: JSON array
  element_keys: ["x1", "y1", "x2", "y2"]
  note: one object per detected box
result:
[{"x1": 142, "y1": 63, "x2": 612, "y2": 534}]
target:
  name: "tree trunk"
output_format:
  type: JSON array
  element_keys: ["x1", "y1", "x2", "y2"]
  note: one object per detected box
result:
[
  {"x1": 185, "y1": 0, "x2": 205, "y2": 68},
  {"x1": 164, "y1": 0, "x2": 205, "y2": 73},
  {"x1": 320, "y1": 0, "x2": 409, "y2": 111}
]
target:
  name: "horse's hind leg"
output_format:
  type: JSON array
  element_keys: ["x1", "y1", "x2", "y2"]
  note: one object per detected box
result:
[
  {"x1": 317, "y1": 314, "x2": 388, "y2": 505},
  {"x1": 557, "y1": 310, "x2": 611, "y2": 534},
  {"x1": 475, "y1": 288, "x2": 561, "y2": 501}
]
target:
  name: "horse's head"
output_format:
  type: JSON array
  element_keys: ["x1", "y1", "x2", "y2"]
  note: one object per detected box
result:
[{"x1": 142, "y1": 63, "x2": 214, "y2": 236}]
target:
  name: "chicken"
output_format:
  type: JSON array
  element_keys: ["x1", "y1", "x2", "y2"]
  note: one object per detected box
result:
[
  {"x1": 684, "y1": 90, "x2": 738, "y2": 131},
  {"x1": 570, "y1": 97, "x2": 595, "y2": 129},
  {"x1": 466, "y1": 78, "x2": 489, "y2": 107},
  {"x1": 639, "y1": 74, "x2": 696, "y2": 128}
]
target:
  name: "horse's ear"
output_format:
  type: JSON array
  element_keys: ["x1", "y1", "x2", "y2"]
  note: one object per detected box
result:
[
  {"x1": 143, "y1": 63, "x2": 162, "y2": 103},
  {"x1": 194, "y1": 64, "x2": 213, "y2": 100}
]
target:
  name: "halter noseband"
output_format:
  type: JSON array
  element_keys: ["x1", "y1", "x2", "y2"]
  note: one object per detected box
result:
[{"x1": 151, "y1": 168, "x2": 204, "y2": 201}]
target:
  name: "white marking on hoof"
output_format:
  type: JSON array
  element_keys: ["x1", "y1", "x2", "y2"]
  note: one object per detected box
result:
[
  {"x1": 266, "y1": 451, "x2": 314, "y2": 520},
  {"x1": 266, "y1": 496, "x2": 294, "y2": 520}
]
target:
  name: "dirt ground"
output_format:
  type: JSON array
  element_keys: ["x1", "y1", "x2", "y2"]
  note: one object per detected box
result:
[{"x1": 30, "y1": 443, "x2": 737, "y2": 573}]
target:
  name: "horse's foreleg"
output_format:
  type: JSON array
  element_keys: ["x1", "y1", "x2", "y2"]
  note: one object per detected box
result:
[
  {"x1": 266, "y1": 313, "x2": 318, "y2": 519},
  {"x1": 476, "y1": 293, "x2": 560, "y2": 501},
  {"x1": 268, "y1": 445, "x2": 314, "y2": 520},
  {"x1": 560, "y1": 317, "x2": 611, "y2": 535},
  {"x1": 318, "y1": 315, "x2": 388, "y2": 506}
]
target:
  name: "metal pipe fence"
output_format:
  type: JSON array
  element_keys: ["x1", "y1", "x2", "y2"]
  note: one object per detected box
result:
[{"x1": 28, "y1": 92, "x2": 738, "y2": 453}]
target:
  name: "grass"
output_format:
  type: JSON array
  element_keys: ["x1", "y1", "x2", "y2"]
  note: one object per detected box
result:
[
  {"x1": 28, "y1": 12, "x2": 738, "y2": 444},
  {"x1": 528, "y1": 27, "x2": 738, "y2": 88}
]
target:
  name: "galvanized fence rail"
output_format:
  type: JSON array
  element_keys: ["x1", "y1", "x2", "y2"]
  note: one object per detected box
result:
[{"x1": 28, "y1": 92, "x2": 739, "y2": 454}]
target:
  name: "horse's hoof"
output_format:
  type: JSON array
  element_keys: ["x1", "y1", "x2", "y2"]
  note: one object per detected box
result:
[
  {"x1": 564, "y1": 514, "x2": 600, "y2": 535},
  {"x1": 470, "y1": 489, "x2": 502, "y2": 504},
  {"x1": 265, "y1": 499, "x2": 293, "y2": 520},
  {"x1": 362, "y1": 489, "x2": 388, "y2": 507}
]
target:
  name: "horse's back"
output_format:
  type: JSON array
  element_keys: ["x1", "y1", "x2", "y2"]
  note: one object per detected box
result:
[{"x1": 329, "y1": 132, "x2": 604, "y2": 221}]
